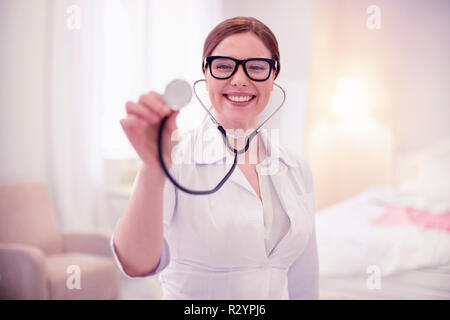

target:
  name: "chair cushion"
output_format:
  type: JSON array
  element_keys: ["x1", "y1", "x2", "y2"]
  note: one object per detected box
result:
[
  {"x1": 46, "y1": 253, "x2": 120, "y2": 299},
  {"x1": 0, "y1": 181, "x2": 63, "y2": 255}
]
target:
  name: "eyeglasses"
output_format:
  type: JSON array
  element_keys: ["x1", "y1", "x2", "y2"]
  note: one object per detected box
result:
[{"x1": 204, "y1": 56, "x2": 277, "y2": 82}]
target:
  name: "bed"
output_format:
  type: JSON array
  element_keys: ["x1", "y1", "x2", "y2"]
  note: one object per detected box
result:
[{"x1": 316, "y1": 136, "x2": 450, "y2": 299}]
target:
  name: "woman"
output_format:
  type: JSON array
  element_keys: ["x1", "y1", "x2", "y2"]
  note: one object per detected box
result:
[{"x1": 112, "y1": 17, "x2": 318, "y2": 300}]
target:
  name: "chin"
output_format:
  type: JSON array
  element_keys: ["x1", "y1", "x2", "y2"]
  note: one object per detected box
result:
[{"x1": 222, "y1": 109, "x2": 260, "y2": 128}]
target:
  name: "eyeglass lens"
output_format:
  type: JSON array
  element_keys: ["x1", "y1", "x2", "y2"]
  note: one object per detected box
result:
[{"x1": 210, "y1": 58, "x2": 271, "y2": 80}]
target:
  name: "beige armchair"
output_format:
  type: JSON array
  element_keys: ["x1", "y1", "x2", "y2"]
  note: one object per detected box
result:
[{"x1": 0, "y1": 181, "x2": 121, "y2": 299}]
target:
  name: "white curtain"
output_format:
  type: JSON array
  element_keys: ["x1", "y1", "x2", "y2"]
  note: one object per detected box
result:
[
  {"x1": 46, "y1": 0, "x2": 108, "y2": 232},
  {"x1": 146, "y1": 0, "x2": 222, "y2": 133},
  {"x1": 45, "y1": 0, "x2": 221, "y2": 232}
]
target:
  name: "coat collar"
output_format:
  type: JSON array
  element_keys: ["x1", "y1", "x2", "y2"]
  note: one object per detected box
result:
[
  {"x1": 185, "y1": 115, "x2": 305, "y2": 220},
  {"x1": 192, "y1": 115, "x2": 298, "y2": 169}
]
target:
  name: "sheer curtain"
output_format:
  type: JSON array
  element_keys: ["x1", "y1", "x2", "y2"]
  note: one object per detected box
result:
[
  {"x1": 146, "y1": 0, "x2": 221, "y2": 133},
  {"x1": 45, "y1": 0, "x2": 221, "y2": 232},
  {"x1": 45, "y1": 0, "x2": 108, "y2": 232}
]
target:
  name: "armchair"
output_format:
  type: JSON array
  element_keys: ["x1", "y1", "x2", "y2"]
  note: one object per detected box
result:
[{"x1": 0, "y1": 181, "x2": 121, "y2": 299}]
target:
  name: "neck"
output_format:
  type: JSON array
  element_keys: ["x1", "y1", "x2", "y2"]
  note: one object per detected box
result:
[
  {"x1": 215, "y1": 114, "x2": 259, "y2": 132},
  {"x1": 212, "y1": 112, "x2": 263, "y2": 163}
]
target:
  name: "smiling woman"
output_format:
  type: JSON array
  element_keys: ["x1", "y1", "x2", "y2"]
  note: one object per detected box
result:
[
  {"x1": 202, "y1": 17, "x2": 280, "y2": 132},
  {"x1": 112, "y1": 16, "x2": 318, "y2": 300}
]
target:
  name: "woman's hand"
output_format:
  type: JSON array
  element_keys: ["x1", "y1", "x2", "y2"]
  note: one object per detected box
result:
[{"x1": 120, "y1": 91, "x2": 180, "y2": 171}]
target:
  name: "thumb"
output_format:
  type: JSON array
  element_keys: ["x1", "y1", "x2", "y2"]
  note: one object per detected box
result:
[
  {"x1": 165, "y1": 110, "x2": 179, "y2": 132},
  {"x1": 119, "y1": 118, "x2": 127, "y2": 131}
]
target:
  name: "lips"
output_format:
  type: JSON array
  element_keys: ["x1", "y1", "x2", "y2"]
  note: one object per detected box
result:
[{"x1": 223, "y1": 93, "x2": 256, "y2": 106}]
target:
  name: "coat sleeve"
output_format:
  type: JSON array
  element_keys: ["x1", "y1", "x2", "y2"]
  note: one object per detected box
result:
[
  {"x1": 287, "y1": 227, "x2": 319, "y2": 299},
  {"x1": 287, "y1": 156, "x2": 319, "y2": 299},
  {"x1": 110, "y1": 168, "x2": 177, "y2": 279}
]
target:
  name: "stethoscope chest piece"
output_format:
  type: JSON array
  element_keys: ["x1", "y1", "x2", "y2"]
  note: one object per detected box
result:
[{"x1": 164, "y1": 79, "x2": 192, "y2": 110}]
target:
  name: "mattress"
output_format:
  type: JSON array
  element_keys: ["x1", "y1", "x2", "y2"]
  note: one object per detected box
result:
[
  {"x1": 315, "y1": 186, "x2": 450, "y2": 299},
  {"x1": 319, "y1": 264, "x2": 450, "y2": 300}
]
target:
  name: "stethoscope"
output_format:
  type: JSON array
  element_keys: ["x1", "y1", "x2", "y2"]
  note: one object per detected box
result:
[{"x1": 157, "y1": 79, "x2": 286, "y2": 195}]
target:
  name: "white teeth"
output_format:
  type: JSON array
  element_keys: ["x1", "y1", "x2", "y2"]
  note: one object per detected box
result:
[{"x1": 226, "y1": 95, "x2": 253, "y2": 102}]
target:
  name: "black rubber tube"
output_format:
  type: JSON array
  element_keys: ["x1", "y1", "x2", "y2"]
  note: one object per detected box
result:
[{"x1": 157, "y1": 115, "x2": 248, "y2": 195}]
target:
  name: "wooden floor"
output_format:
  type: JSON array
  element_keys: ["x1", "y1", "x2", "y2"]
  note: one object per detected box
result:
[
  {"x1": 118, "y1": 275, "x2": 343, "y2": 300},
  {"x1": 119, "y1": 275, "x2": 162, "y2": 300}
]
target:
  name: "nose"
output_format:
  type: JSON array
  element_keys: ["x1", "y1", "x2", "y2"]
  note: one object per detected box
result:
[{"x1": 230, "y1": 64, "x2": 250, "y2": 87}]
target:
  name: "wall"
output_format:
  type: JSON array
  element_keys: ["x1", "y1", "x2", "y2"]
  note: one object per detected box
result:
[
  {"x1": 219, "y1": 0, "x2": 312, "y2": 155},
  {"x1": 306, "y1": 0, "x2": 450, "y2": 210},
  {"x1": 383, "y1": 0, "x2": 450, "y2": 152}
]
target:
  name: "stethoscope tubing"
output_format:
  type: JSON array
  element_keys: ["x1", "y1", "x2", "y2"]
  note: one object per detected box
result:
[
  {"x1": 157, "y1": 79, "x2": 286, "y2": 195},
  {"x1": 192, "y1": 79, "x2": 286, "y2": 133},
  {"x1": 157, "y1": 115, "x2": 239, "y2": 195}
]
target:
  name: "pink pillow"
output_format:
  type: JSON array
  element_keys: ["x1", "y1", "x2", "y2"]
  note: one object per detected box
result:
[{"x1": 372, "y1": 205, "x2": 450, "y2": 232}]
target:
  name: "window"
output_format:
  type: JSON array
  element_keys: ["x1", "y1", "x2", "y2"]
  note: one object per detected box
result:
[{"x1": 100, "y1": 0, "x2": 221, "y2": 159}]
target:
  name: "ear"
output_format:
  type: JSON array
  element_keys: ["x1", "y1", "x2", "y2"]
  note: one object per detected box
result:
[
  {"x1": 205, "y1": 77, "x2": 209, "y2": 92},
  {"x1": 270, "y1": 71, "x2": 276, "y2": 91},
  {"x1": 202, "y1": 62, "x2": 208, "y2": 92}
]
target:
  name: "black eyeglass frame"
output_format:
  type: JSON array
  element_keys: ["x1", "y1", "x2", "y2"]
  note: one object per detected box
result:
[{"x1": 204, "y1": 56, "x2": 278, "y2": 82}]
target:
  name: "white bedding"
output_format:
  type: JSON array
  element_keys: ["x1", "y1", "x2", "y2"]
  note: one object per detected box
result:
[
  {"x1": 316, "y1": 186, "x2": 450, "y2": 277},
  {"x1": 319, "y1": 264, "x2": 450, "y2": 300}
]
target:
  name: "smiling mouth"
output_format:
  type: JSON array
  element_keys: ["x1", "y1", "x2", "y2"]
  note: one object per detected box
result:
[{"x1": 223, "y1": 94, "x2": 256, "y2": 103}]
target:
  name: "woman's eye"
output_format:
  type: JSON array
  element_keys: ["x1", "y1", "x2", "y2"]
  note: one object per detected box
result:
[
  {"x1": 248, "y1": 65, "x2": 266, "y2": 71},
  {"x1": 216, "y1": 64, "x2": 233, "y2": 70}
]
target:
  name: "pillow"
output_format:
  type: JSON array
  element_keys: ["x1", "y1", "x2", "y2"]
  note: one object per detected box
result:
[{"x1": 395, "y1": 135, "x2": 450, "y2": 211}]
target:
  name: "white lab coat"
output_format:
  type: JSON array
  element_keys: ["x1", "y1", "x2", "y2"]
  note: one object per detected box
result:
[{"x1": 112, "y1": 116, "x2": 319, "y2": 300}]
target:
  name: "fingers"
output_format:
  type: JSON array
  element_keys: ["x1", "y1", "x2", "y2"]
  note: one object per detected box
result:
[
  {"x1": 120, "y1": 114, "x2": 147, "y2": 131},
  {"x1": 123, "y1": 91, "x2": 179, "y2": 135},
  {"x1": 125, "y1": 101, "x2": 160, "y2": 124},
  {"x1": 138, "y1": 91, "x2": 172, "y2": 118}
]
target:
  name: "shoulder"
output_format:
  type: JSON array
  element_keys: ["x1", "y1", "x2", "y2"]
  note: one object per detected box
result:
[{"x1": 278, "y1": 145, "x2": 314, "y2": 194}]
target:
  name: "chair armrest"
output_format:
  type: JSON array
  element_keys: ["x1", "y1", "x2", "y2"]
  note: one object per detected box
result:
[
  {"x1": 0, "y1": 242, "x2": 47, "y2": 299},
  {"x1": 62, "y1": 232, "x2": 113, "y2": 258}
]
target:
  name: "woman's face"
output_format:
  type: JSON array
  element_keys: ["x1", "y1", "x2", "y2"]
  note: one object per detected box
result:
[{"x1": 205, "y1": 32, "x2": 275, "y2": 129}]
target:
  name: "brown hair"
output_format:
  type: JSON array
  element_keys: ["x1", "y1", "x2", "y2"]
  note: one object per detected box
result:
[{"x1": 202, "y1": 17, "x2": 280, "y2": 79}]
